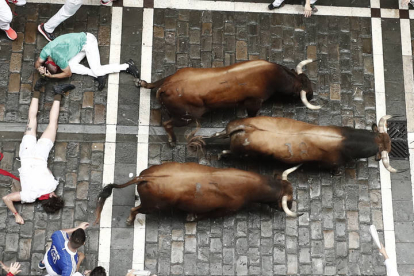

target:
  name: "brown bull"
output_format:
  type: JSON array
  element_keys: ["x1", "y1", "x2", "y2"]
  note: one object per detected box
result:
[
  {"x1": 94, "y1": 162, "x2": 302, "y2": 225},
  {"x1": 136, "y1": 59, "x2": 320, "y2": 146},
  {"x1": 188, "y1": 115, "x2": 397, "y2": 172}
]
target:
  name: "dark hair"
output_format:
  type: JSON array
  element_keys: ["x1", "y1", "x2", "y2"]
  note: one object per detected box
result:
[
  {"x1": 90, "y1": 266, "x2": 106, "y2": 276},
  {"x1": 70, "y1": 228, "x2": 86, "y2": 249},
  {"x1": 41, "y1": 196, "x2": 65, "y2": 213},
  {"x1": 45, "y1": 62, "x2": 59, "y2": 74}
]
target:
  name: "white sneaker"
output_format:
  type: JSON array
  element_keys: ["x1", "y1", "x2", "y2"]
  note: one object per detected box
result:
[{"x1": 7, "y1": 0, "x2": 26, "y2": 6}]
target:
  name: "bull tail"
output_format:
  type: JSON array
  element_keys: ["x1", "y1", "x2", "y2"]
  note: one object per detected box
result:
[
  {"x1": 136, "y1": 77, "x2": 167, "y2": 90},
  {"x1": 186, "y1": 122, "x2": 230, "y2": 153},
  {"x1": 94, "y1": 177, "x2": 144, "y2": 225}
]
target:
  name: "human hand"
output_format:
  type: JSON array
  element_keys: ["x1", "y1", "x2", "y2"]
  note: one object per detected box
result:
[
  {"x1": 304, "y1": 4, "x2": 312, "y2": 17},
  {"x1": 9, "y1": 262, "x2": 22, "y2": 275},
  {"x1": 14, "y1": 213, "x2": 24, "y2": 225},
  {"x1": 411, "y1": 268, "x2": 414, "y2": 275},
  {"x1": 78, "y1": 222, "x2": 90, "y2": 230},
  {"x1": 0, "y1": 261, "x2": 10, "y2": 273},
  {"x1": 126, "y1": 272, "x2": 134, "y2": 276},
  {"x1": 38, "y1": 66, "x2": 46, "y2": 75},
  {"x1": 44, "y1": 70, "x2": 53, "y2": 78},
  {"x1": 379, "y1": 243, "x2": 389, "y2": 259},
  {"x1": 84, "y1": 270, "x2": 91, "y2": 276},
  {"x1": 401, "y1": 0, "x2": 410, "y2": 6}
]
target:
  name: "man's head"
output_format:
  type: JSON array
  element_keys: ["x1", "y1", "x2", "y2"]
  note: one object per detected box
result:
[
  {"x1": 41, "y1": 194, "x2": 64, "y2": 214},
  {"x1": 90, "y1": 266, "x2": 106, "y2": 276},
  {"x1": 45, "y1": 57, "x2": 61, "y2": 74},
  {"x1": 69, "y1": 228, "x2": 86, "y2": 249}
]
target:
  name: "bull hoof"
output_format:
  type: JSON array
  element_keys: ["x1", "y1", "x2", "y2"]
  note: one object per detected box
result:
[
  {"x1": 126, "y1": 218, "x2": 134, "y2": 226},
  {"x1": 169, "y1": 140, "x2": 176, "y2": 147},
  {"x1": 186, "y1": 213, "x2": 197, "y2": 222}
]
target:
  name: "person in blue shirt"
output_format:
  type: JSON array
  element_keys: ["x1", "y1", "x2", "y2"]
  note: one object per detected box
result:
[{"x1": 39, "y1": 222, "x2": 89, "y2": 276}]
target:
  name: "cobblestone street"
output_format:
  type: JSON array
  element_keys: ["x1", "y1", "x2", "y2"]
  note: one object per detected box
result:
[{"x1": 0, "y1": 0, "x2": 413, "y2": 276}]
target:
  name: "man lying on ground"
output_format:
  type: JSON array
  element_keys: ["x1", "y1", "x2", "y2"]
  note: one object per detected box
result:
[
  {"x1": 34, "y1": 32, "x2": 139, "y2": 91},
  {"x1": 1, "y1": 82, "x2": 75, "y2": 224}
]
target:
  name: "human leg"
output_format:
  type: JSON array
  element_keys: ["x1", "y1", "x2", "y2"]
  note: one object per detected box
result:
[
  {"x1": 271, "y1": 0, "x2": 285, "y2": 6},
  {"x1": 0, "y1": 1, "x2": 16, "y2": 40},
  {"x1": 84, "y1": 34, "x2": 134, "y2": 77},
  {"x1": 43, "y1": 0, "x2": 82, "y2": 34},
  {"x1": 68, "y1": 50, "x2": 98, "y2": 78}
]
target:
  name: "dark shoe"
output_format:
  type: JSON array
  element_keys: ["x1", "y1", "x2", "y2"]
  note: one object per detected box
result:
[
  {"x1": 96, "y1": 75, "x2": 107, "y2": 91},
  {"x1": 268, "y1": 2, "x2": 285, "y2": 10},
  {"x1": 53, "y1": 84, "x2": 75, "y2": 95},
  {"x1": 34, "y1": 77, "x2": 48, "y2": 91},
  {"x1": 125, "y1": 59, "x2": 140, "y2": 78},
  {"x1": 38, "y1": 23, "x2": 56, "y2": 42},
  {"x1": 38, "y1": 261, "x2": 46, "y2": 270}
]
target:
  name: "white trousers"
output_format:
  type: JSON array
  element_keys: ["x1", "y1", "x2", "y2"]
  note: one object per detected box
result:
[
  {"x1": 44, "y1": 0, "x2": 82, "y2": 33},
  {"x1": 272, "y1": 0, "x2": 317, "y2": 6},
  {"x1": 0, "y1": 0, "x2": 12, "y2": 30},
  {"x1": 69, "y1": 33, "x2": 129, "y2": 78}
]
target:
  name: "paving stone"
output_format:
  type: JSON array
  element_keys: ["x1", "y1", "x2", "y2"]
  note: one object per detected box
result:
[{"x1": 5, "y1": 233, "x2": 19, "y2": 252}]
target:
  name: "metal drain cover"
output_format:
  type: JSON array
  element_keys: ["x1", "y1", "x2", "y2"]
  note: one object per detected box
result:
[{"x1": 387, "y1": 120, "x2": 409, "y2": 160}]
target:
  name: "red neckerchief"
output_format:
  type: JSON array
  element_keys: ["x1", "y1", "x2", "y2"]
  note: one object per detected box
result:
[
  {"x1": 38, "y1": 193, "x2": 51, "y2": 201},
  {"x1": 45, "y1": 60, "x2": 62, "y2": 73},
  {"x1": 0, "y1": 152, "x2": 20, "y2": 181}
]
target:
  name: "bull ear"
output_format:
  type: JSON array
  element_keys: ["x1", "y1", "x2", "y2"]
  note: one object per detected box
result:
[
  {"x1": 375, "y1": 152, "x2": 381, "y2": 161},
  {"x1": 372, "y1": 124, "x2": 378, "y2": 132}
]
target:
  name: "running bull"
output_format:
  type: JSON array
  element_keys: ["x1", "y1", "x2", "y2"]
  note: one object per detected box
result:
[
  {"x1": 135, "y1": 59, "x2": 320, "y2": 146},
  {"x1": 188, "y1": 115, "x2": 397, "y2": 172},
  {"x1": 94, "y1": 162, "x2": 302, "y2": 225}
]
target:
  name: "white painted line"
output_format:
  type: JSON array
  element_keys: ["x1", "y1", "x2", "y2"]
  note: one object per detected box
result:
[
  {"x1": 371, "y1": 15, "x2": 398, "y2": 269},
  {"x1": 400, "y1": 19, "x2": 414, "y2": 237},
  {"x1": 124, "y1": 0, "x2": 143, "y2": 7},
  {"x1": 380, "y1": 8, "x2": 399, "y2": 18},
  {"x1": 154, "y1": 0, "x2": 371, "y2": 17},
  {"x1": 98, "y1": 7, "x2": 123, "y2": 274},
  {"x1": 133, "y1": 7, "x2": 154, "y2": 271},
  {"x1": 371, "y1": 0, "x2": 380, "y2": 8}
]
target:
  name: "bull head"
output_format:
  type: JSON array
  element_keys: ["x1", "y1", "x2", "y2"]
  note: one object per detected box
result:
[
  {"x1": 280, "y1": 164, "x2": 303, "y2": 217},
  {"x1": 296, "y1": 59, "x2": 321, "y2": 110},
  {"x1": 374, "y1": 115, "x2": 397, "y2": 173}
]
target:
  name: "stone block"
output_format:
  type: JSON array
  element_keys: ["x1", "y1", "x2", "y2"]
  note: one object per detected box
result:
[
  {"x1": 236, "y1": 256, "x2": 248, "y2": 276},
  {"x1": 76, "y1": 181, "x2": 89, "y2": 200},
  {"x1": 24, "y1": 22, "x2": 37, "y2": 44},
  {"x1": 12, "y1": 33, "x2": 24, "y2": 52},
  {"x1": 286, "y1": 254, "x2": 298, "y2": 274},
  {"x1": 5, "y1": 233, "x2": 19, "y2": 252},
  {"x1": 9, "y1": 53, "x2": 22, "y2": 73},
  {"x1": 8, "y1": 74, "x2": 21, "y2": 93},
  {"x1": 330, "y1": 83, "x2": 341, "y2": 101},
  {"x1": 183, "y1": 253, "x2": 196, "y2": 275},
  {"x1": 54, "y1": 142, "x2": 67, "y2": 162},
  {"x1": 82, "y1": 92, "x2": 94, "y2": 108},
  {"x1": 171, "y1": 241, "x2": 184, "y2": 263},
  {"x1": 98, "y1": 26, "x2": 111, "y2": 46},
  {"x1": 18, "y1": 238, "x2": 31, "y2": 260},
  {"x1": 184, "y1": 235, "x2": 196, "y2": 253}
]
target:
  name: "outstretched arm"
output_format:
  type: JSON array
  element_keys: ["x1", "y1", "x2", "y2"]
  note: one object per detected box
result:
[
  {"x1": 44, "y1": 66, "x2": 72, "y2": 79},
  {"x1": 304, "y1": 0, "x2": 312, "y2": 17},
  {"x1": 62, "y1": 222, "x2": 89, "y2": 235},
  {"x1": 2, "y1": 192, "x2": 24, "y2": 224}
]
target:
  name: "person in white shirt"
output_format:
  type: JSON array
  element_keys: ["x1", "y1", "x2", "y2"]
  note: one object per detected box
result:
[
  {"x1": 379, "y1": 243, "x2": 400, "y2": 276},
  {"x1": 1, "y1": 82, "x2": 75, "y2": 225}
]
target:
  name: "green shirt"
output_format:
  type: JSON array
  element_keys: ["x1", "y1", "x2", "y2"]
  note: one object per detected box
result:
[{"x1": 40, "y1": 32, "x2": 87, "y2": 70}]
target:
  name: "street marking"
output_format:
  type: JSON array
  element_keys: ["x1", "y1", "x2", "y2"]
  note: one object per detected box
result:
[
  {"x1": 371, "y1": 14, "x2": 397, "y2": 266},
  {"x1": 400, "y1": 18, "x2": 414, "y2": 239},
  {"x1": 98, "y1": 7, "x2": 123, "y2": 274},
  {"x1": 132, "y1": 7, "x2": 154, "y2": 271}
]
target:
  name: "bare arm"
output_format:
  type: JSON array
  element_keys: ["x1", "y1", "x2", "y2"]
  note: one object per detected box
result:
[
  {"x1": 304, "y1": 0, "x2": 312, "y2": 17},
  {"x1": 35, "y1": 57, "x2": 44, "y2": 70},
  {"x1": 2, "y1": 192, "x2": 24, "y2": 224},
  {"x1": 61, "y1": 222, "x2": 89, "y2": 235},
  {"x1": 45, "y1": 66, "x2": 72, "y2": 79}
]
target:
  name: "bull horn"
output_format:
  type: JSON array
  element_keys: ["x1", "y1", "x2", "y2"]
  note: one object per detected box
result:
[
  {"x1": 381, "y1": 151, "x2": 397, "y2": 173},
  {"x1": 296, "y1": 59, "x2": 318, "y2": 74},
  {"x1": 378, "y1": 115, "x2": 392, "y2": 133},
  {"x1": 301, "y1": 90, "x2": 321, "y2": 110},
  {"x1": 282, "y1": 195, "x2": 301, "y2": 217},
  {"x1": 282, "y1": 164, "x2": 302, "y2": 181}
]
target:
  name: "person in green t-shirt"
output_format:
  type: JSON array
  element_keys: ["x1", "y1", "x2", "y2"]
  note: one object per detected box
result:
[{"x1": 35, "y1": 32, "x2": 139, "y2": 91}]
